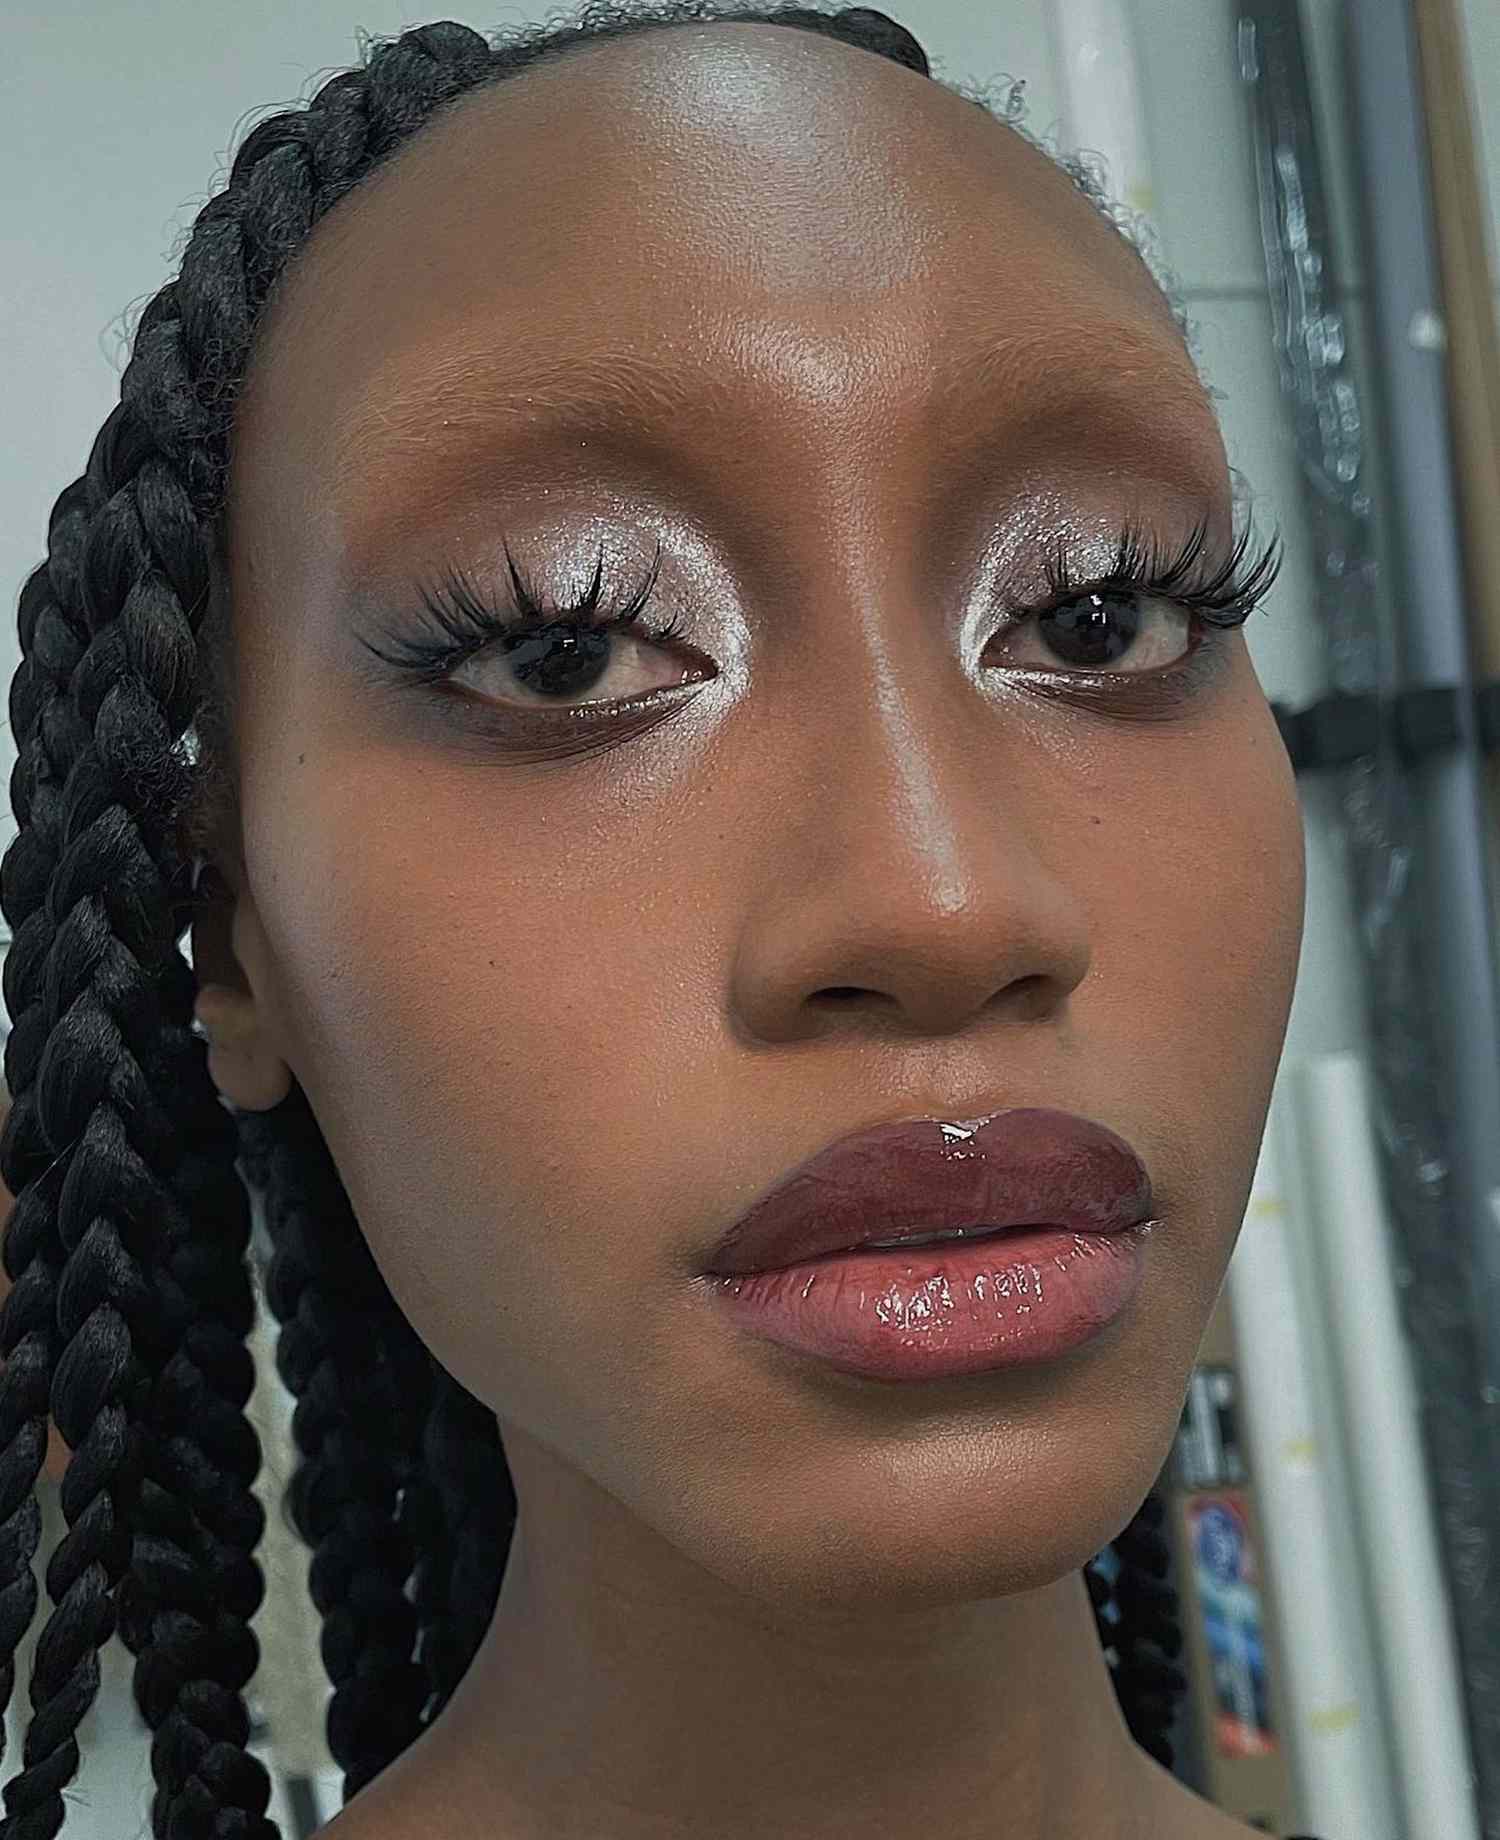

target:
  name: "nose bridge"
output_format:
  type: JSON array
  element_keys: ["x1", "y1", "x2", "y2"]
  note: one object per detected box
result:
[
  {"x1": 757, "y1": 503, "x2": 1056, "y2": 908},
  {"x1": 789, "y1": 615, "x2": 1011, "y2": 911},
  {"x1": 713, "y1": 330, "x2": 1092, "y2": 978}
]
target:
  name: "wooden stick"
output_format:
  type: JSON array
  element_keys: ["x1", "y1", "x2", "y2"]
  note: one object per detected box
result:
[{"x1": 1409, "y1": 0, "x2": 1500, "y2": 829}]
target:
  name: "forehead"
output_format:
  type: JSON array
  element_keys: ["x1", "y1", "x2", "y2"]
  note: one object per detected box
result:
[{"x1": 232, "y1": 21, "x2": 1215, "y2": 568}]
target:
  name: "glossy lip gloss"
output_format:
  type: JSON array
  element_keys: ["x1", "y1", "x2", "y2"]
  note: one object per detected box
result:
[
  {"x1": 697, "y1": 1107, "x2": 1158, "y2": 1383},
  {"x1": 706, "y1": 1222, "x2": 1154, "y2": 1382}
]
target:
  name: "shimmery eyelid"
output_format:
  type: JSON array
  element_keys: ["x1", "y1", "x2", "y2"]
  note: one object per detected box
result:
[{"x1": 360, "y1": 512, "x2": 1282, "y2": 695}]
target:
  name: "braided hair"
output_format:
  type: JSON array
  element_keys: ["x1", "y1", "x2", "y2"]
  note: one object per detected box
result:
[{"x1": 0, "y1": 5, "x2": 1189, "y2": 1832}]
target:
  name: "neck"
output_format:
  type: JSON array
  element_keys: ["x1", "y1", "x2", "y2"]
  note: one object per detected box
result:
[{"x1": 361, "y1": 1431, "x2": 1206, "y2": 1840}]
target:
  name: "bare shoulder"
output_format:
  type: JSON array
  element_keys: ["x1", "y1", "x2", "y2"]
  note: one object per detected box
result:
[
  {"x1": 312, "y1": 1780, "x2": 467, "y2": 1840},
  {"x1": 1132, "y1": 1757, "x2": 1300, "y2": 1840},
  {"x1": 314, "y1": 1747, "x2": 1283, "y2": 1840},
  {"x1": 315, "y1": 1803, "x2": 452, "y2": 1840},
  {"x1": 313, "y1": 1796, "x2": 387, "y2": 1840},
  {"x1": 310, "y1": 1759, "x2": 526, "y2": 1840},
  {"x1": 1181, "y1": 1797, "x2": 1303, "y2": 1840}
]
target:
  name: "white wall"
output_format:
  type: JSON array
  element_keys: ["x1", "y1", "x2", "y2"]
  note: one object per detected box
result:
[{"x1": 2, "y1": 2, "x2": 1497, "y2": 1834}]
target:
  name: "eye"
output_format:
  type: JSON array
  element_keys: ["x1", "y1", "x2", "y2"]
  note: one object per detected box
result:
[
  {"x1": 983, "y1": 516, "x2": 1284, "y2": 686},
  {"x1": 993, "y1": 589, "x2": 1197, "y2": 676},
  {"x1": 364, "y1": 542, "x2": 713, "y2": 719},
  {"x1": 451, "y1": 615, "x2": 706, "y2": 709}
]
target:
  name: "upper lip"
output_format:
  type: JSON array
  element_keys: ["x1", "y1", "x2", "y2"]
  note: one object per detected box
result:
[{"x1": 702, "y1": 1107, "x2": 1156, "y2": 1276}]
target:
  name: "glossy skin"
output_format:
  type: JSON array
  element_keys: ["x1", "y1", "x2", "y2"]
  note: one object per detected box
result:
[{"x1": 191, "y1": 22, "x2": 1306, "y2": 1840}]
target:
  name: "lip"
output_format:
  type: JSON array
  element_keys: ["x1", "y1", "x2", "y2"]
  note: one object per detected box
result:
[{"x1": 703, "y1": 1107, "x2": 1156, "y2": 1277}]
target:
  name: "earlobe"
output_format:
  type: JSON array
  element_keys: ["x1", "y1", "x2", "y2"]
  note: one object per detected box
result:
[
  {"x1": 189, "y1": 879, "x2": 293, "y2": 1112},
  {"x1": 193, "y1": 982, "x2": 293, "y2": 1112}
]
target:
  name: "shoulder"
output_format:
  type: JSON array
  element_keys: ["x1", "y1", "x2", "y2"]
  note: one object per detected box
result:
[{"x1": 311, "y1": 1757, "x2": 522, "y2": 1840}]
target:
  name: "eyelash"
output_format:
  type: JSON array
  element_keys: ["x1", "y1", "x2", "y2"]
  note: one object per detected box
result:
[
  {"x1": 366, "y1": 514, "x2": 1283, "y2": 703},
  {"x1": 370, "y1": 540, "x2": 684, "y2": 687},
  {"x1": 1041, "y1": 515, "x2": 1283, "y2": 634}
]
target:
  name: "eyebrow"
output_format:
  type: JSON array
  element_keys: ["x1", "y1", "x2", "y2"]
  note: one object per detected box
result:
[{"x1": 328, "y1": 321, "x2": 1215, "y2": 516}]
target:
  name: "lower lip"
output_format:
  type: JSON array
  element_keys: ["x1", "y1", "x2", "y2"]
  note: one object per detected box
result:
[{"x1": 705, "y1": 1224, "x2": 1154, "y2": 1382}]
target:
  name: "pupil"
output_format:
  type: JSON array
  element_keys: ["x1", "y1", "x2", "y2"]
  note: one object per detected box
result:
[
  {"x1": 1040, "y1": 592, "x2": 1139, "y2": 667},
  {"x1": 504, "y1": 625, "x2": 613, "y2": 698}
]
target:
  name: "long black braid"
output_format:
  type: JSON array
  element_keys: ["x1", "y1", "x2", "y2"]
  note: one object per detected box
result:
[{"x1": 0, "y1": 6, "x2": 1187, "y2": 1832}]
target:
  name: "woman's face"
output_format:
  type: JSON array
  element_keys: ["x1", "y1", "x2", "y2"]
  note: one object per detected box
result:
[{"x1": 213, "y1": 22, "x2": 1304, "y2": 1612}]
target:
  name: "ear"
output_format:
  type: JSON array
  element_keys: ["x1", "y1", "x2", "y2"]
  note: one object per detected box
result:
[{"x1": 190, "y1": 870, "x2": 292, "y2": 1112}]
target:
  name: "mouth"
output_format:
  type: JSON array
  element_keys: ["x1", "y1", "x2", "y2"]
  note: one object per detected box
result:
[
  {"x1": 830, "y1": 1222, "x2": 1039, "y2": 1255},
  {"x1": 703, "y1": 1109, "x2": 1156, "y2": 1278}
]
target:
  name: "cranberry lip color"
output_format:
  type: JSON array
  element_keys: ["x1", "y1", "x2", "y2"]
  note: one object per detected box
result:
[
  {"x1": 705, "y1": 1223, "x2": 1153, "y2": 1381},
  {"x1": 697, "y1": 1108, "x2": 1158, "y2": 1383}
]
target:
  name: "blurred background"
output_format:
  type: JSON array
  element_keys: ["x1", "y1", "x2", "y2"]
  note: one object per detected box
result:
[{"x1": 3, "y1": 1, "x2": 1499, "y2": 1835}]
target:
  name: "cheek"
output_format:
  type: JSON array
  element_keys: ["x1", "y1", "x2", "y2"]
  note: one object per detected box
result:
[
  {"x1": 245, "y1": 760, "x2": 711, "y2": 1408},
  {"x1": 1183, "y1": 709, "x2": 1305, "y2": 1080},
  {"x1": 1090, "y1": 697, "x2": 1305, "y2": 1257}
]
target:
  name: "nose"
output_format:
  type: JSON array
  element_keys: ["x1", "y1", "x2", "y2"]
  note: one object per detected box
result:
[{"x1": 727, "y1": 636, "x2": 1094, "y2": 1043}]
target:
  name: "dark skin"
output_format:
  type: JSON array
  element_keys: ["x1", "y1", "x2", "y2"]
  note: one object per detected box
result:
[{"x1": 191, "y1": 22, "x2": 1305, "y2": 1840}]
